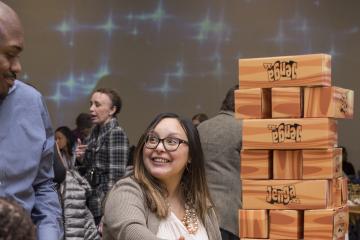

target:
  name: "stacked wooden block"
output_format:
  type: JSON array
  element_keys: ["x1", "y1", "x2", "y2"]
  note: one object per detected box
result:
[{"x1": 235, "y1": 54, "x2": 354, "y2": 239}]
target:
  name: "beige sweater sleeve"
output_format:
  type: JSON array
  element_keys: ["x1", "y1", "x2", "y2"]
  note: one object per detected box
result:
[{"x1": 102, "y1": 177, "x2": 164, "y2": 240}]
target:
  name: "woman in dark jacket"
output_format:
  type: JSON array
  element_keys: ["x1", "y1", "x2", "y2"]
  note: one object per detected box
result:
[{"x1": 75, "y1": 88, "x2": 129, "y2": 225}]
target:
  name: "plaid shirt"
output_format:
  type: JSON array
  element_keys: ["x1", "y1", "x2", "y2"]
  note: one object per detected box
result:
[{"x1": 84, "y1": 118, "x2": 129, "y2": 218}]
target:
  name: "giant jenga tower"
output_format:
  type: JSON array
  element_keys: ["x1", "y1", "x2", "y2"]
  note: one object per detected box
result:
[{"x1": 235, "y1": 54, "x2": 354, "y2": 239}]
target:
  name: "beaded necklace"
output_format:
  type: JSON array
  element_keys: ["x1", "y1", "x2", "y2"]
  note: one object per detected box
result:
[{"x1": 181, "y1": 201, "x2": 199, "y2": 234}]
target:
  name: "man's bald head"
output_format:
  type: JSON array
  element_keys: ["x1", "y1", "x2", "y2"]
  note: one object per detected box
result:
[
  {"x1": 0, "y1": 1, "x2": 24, "y2": 101},
  {"x1": 0, "y1": 1, "x2": 23, "y2": 43}
]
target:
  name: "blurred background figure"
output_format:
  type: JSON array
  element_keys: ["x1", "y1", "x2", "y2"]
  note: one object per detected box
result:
[
  {"x1": 75, "y1": 88, "x2": 129, "y2": 226},
  {"x1": 192, "y1": 113, "x2": 208, "y2": 127},
  {"x1": 55, "y1": 126, "x2": 76, "y2": 170},
  {"x1": 197, "y1": 84, "x2": 242, "y2": 240},
  {"x1": 0, "y1": 197, "x2": 36, "y2": 240},
  {"x1": 72, "y1": 113, "x2": 93, "y2": 143},
  {"x1": 342, "y1": 146, "x2": 356, "y2": 179}
]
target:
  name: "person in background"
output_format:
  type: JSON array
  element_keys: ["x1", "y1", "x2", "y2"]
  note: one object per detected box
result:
[
  {"x1": 75, "y1": 88, "x2": 129, "y2": 226},
  {"x1": 102, "y1": 112, "x2": 221, "y2": 240},
  {"x1": 55, "y1": 126, "x2": 76, "y2": 170},
  {"x1": 342, "y1": 146, "x2": 356, "y2": 179},
  {"x1": 192, "y1": 113, "x2": 208, "y2": 127},
  {"x1": 197, "y1": 84, "x2": 242, "y2": 240},
  {"x1": 53, "y1": 143, "x2": 66, "y2": 185},
  {"x1": 56, "y1": 128, "x2": 99, "y2": 239},
  {"x1": 72, "y1": 112, "x2": 93, "y2": 143},
  {"x1": 0, "y1": 197, "x2": 36, "y2": 240},
  {"x1": 0, "y1": 1, "x2": 62, "y2": 239}
]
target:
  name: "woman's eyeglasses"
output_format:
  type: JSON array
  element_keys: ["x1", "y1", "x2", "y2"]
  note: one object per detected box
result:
[{"x1": 145, "y1": 134, "x2": 188, "y2": 152}]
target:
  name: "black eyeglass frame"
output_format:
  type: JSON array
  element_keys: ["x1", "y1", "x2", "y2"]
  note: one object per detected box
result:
[{"x1": 144, "y1": 134, "x2": 189, "y2": 152}]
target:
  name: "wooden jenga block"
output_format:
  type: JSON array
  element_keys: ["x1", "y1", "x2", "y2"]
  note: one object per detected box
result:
[
  {"x1": 304, "y1": 205, "x2": 348, "y2": 239},
  {"x1": 271, "y1": 87, "x2": 302, "y2": 118},
  {"x1": 239, "y1": 209, "x2": 268, "y2": 239},
  {"x1": 269, "y1": 210, "x2": 303, "y2": 239},
  {"x1": 239, "y1": 54, "x2": 331, "y2": 89},
  {"x1": 243, "y1": 118, "x2": 337, "y2": 149},
  {"x1": 242, "y1": 179, "x2": 330, "y2": 210},
  {"x1": 340, "y1": 177, "x2": 348, "y2": 206},
  {"x1": 241, "y1": 150, "x2": 271, "y2": 179},
  {"x1": 273, "y1": 150, "x2": 302, "y2": 179},
  {"x1": 304, "y1": 86, "x2": 354, "y2": 119},
  {"x1": 302, "y1": 148, "x2": 342, "y2": 179},
  {"x1": 235, "y1": 88, "x2": 271, "y2": 119},
  {"x1": 329, "y1": 177, "x2": 348, "y2": 208},
  {"x1": 240, "y1": 239, "x2": 270, "y2": 240}
]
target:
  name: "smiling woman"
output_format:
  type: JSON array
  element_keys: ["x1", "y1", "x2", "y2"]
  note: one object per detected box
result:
[{"x1": 102, "y1": 112, "x2": 221, "y2": 240}]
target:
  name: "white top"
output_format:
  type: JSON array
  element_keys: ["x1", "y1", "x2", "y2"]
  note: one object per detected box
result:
[{"x1": 156, "y1": 212, "x2": 209, "y2": 240}]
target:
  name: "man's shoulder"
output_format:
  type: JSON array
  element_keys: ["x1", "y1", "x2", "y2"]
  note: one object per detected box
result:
[
  {"x1": 198, "y1": 112, "x2": 236, "y2": 128},
  {"x1": 15, "y1": 80, "x2": 42, "y2": 99}
]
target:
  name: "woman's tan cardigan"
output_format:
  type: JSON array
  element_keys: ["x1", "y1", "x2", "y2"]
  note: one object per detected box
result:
[{"x1": 102, "y1": 176, "x2": 221, "y2": 240}]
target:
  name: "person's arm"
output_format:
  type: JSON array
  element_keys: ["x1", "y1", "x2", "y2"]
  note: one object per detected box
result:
[
  {"x1": 31, "y1": 96, "x2": 63, "y2": 240},
  {"x1": 103, "y1": 178, "x2": 162, "y2": 240},
  {"x1": 75, "y1": 138, "x2": 88, "y2": 164},
  {"x1": 106, "y1": 128, "x2": 129, "y2": 191}
]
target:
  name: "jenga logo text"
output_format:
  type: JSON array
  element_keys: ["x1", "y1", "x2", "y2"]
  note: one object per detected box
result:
[
  {"x1": 268, "y1": 123, "x2": 302, "y2": 143},
  {"x1": 263, "y1": 60, "x2": 297, "y2": 81},
  {"x1": 334, "y1": 211, "x2": 347, "y2": 238},
  {"x1": 335, "y1": 154, "x2": 341, "y2": 174},
  {"x1": 266, "y1": 185, "x2": 298, "y2": 205},
  {"x1": 340, "y1": 94, "x2": 348, "y2": 114}
]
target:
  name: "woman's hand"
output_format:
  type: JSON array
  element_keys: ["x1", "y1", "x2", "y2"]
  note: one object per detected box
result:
[
  {"x1": 75, "y1": 138, "x2": 87, "y2": 162},
  {"x1": 178, "y1": 236, "x2": 185, "y2": 240}
]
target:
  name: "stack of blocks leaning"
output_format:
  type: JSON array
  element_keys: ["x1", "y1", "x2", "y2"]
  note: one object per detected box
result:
[{"x1": 235, "y1": 54, "x2": 354, "y2": 239}]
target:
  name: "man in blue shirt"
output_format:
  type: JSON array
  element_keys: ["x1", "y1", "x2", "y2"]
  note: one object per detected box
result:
[{"x1": 0, "y1": 1, "x2": 62, "y2": 239}]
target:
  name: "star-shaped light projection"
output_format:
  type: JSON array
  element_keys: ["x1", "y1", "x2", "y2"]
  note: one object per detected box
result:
[
  {"x1": 145, "y1": 61, "x2": 185, "y2": 98},
  {"x1": 96, "y1": 13, "x2": 119, "y2": 37},
  {"x1": 48, "y1": 83, "x2": 68, "y2": 107},
  {"x1": 151, "y1": 1, "x2": 167, "y2": 24},
  {"x1": 55, "y1": 17, "x2": 77, "y2": 46},
  {"x1": 56, "y1": 19, "x2": 74, "y2": 34},
  {"x1": 199, "y1": 51, "x2": 226, "y2": 78},
  {"x1": 164, "y1": 61, "x2": 185, "y2": 81},
  {"x1": 147, "y1": 79, "x2": 179, "y2": 98},
  {"x1": 47, "y1": 62, "x2": 111, "y2": 106},
  {"x1": 192, "y1": 12, "x2": 230, "y2": 43},
  {"x1": 125, "y1": 0, "x2": 171, "y2": 32},
  {"x1": 93, "y1": 64, "x2": 110, "y2": 80},
  {"x1": 55, "y1": 12, "x2": 120, "y2": 45},
  {"x1": 61, "y1": 73, "x2": 77, "y2": 94}
]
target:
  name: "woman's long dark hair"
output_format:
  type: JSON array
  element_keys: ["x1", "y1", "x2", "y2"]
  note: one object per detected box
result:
[
  {"x1": 133, "y1": 112, "x2": 214, "y2": 222},
  {"x1": 55, "y1": 126, "x2": 75, "y2": 157}
]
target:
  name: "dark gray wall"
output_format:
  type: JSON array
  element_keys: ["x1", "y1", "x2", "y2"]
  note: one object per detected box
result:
[{"x1": 5, "y1": 0, "x2": 360, "y2": 172}]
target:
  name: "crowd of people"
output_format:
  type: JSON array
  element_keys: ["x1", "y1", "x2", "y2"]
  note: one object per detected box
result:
[{"x1": 1, "y1": 1, "x2": 358, "y2": 240}]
